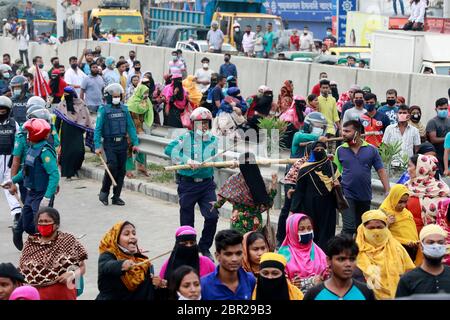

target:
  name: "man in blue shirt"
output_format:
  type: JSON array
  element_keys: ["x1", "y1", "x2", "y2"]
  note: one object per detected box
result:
[
  {"x1": 201, "y1": 229, "x2": 256, "y2": 300},
  {"x1": 377, "y1": 89, "x2": 399, "y2": 125},
  {"x1": 304, "y1": 235, "x2": 375, "y2": 300},
  {"x1": 334, "y1": 120, "x2": 390, "y2": 236},
  {"x1": 219, "y1": 54, "x2": 237, "y2": 79}
]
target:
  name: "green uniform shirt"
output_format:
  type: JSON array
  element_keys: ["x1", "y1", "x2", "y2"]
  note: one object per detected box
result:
[
  {"x1": 164, "y1": 131, "x2": 218, "y2": 179},
  {"x1": 12, "y1": 140, "x2": 60, "y2": 199},
  {"x1": 291, "y1": 132, "x2": 320, "y2": 157},
  {"x1": 94, "y1": 104, "x2": 139, "y2": 149}
]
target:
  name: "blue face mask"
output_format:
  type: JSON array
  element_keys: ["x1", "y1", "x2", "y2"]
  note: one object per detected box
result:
[
  {"x1": 298, "y1": 231, "x2": 314, "y2": 245},
  {"x1": 438, "y1": 110, "x2": 448, "y2": 119},
  {"x1": 365, "y1": 104, "x2": 376, "y2": 112}
]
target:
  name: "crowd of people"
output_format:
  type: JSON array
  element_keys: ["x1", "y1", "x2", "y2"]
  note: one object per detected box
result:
[{"x1": 0, "y1": 40, "x2": 450, "y2": 301}]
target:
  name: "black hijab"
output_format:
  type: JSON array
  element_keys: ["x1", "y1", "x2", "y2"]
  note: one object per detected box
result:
[
  {"x1": 164, "y1": 234, "x2": 200, "y2": 281},
  {"x1": 50, "y1": 74, "x2": 60, "y2": 96},
  {"x1": 239, "y1": 152, "x2": 270, "y2": 206},
  {"x1": 172, "y1": 78, "x2": 184, "y2": 101},
  {"x1": 294, "y1": 99, "x2": 306, "y2": 123},
  {"x1": 255, "y1": 260, "x2": 290, "y2": 300},
  {"x1": 254, "y1": 92, "x2": 273, "y2": 116}
]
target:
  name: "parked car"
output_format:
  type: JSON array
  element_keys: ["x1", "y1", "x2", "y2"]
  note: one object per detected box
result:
[
  {"x1": 175, "y1": 40, "x2": 239, "y2": 55},
  {"x1": 155, "y1": 25, "x2": 209, "y2": 48}
]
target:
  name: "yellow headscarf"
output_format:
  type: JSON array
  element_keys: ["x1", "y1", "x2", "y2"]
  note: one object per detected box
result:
[
  {"x1": 251, "y1": 253, "x2": 304, "y2": 300},
  {"x1": 182, "y1": 75, "x2": 202, "y2": 108},
  {"x1": 355, "y1": 210, "x2": 415, "y2": 300},
  {"x1": 99, "y1": 221, "x2": 151, "y2": 292},
  {"x1": 380, "y1": 184, "x2": 419, "y2": 245}
]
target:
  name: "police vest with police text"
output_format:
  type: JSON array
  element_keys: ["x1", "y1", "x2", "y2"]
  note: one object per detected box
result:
[
  {"x1": 0, "y1": 119, "x2": 16, "y2": 155},
  {"x1": 103, "y1": 104, "x2": 127, "y2": 138},
  {"x1": 23, "y1": 143, "x2": 55, "y2": 192},
  {"x1": 11, "y1": 97, "x2": 29, "y2": 125}
]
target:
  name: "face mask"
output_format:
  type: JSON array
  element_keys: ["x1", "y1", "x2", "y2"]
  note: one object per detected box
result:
[
  {"x1": 363, "y1": 227, "x2": 389, "y2": 247},
  {"x1": 326, "y1": 31, "x2": 332, "y2": 36},
  {"x1": 246, "y1": 31, "x2": 250, "y2": 34},
  {"x1": 224, "y1": 57, "x2": 230, "y2": 63},
  {"x1": 37, "y1": 224, "x2": 54, "y2": 237},
  {"x1": 112, "y1": 97, "x2": 121, "y2": 105},
  {"x1": 39, "y1": 64, "x2": 44, "y2": 69},
  {"x1": 203, "y1": 63, "x2": 209, "y2": 69},
  {"x1": 13, "y1": 89, "x2": 22, "y2": 97},
  {"x1": 354, "y1": 99, "x2": 364, "y2": 107},
  {"x1": 398, "y1": 113, "x2": 408, "y2": 122},
  {"x1": 172, "y1": 56, "x2": 178, "y2": 61},
  {"x1": 365, "y1": 104, "x2": 376, "y2": 112},
  {"x1": 134, "y1": 67, "x2": 141, "y2": 72},
  {"x1": 71, "y1": 63, "x2": 78, "y2": 70},
  {"x1": 438, "y1": 110, "x2": 448, "y2": 119},
  {"x1": 0, "y1": 112, "x2": 8, "y2": 121},
  {"x1": 311, "y1": 126, "x2": 324, "y2": 136},
  {"x1": 126, "y1": 67, "x2": 130, "y2": 73},
  {"x1": 53, "y1": 63, "x2": 59, "y2": 68},
  {"x1": 422, "y1": 243, "x2": 447, "y2": 259},
  {"x1": 3, "y1": 72, "x2": 10, "y2": 79},
  {"x1": 386, "y1": 99, "x2": 396, "y2": 106},
  {"x1": 177, "y1": 292, "x2": 201, "y2": 301},
  {"x1": 313, "y1": 150, "x2": 326, "y2": 161},
  {"x1": 411, "y1": 114, "x2": 421, "y2": 122},
  {"x1": 188, "y1": 38, "x2": 194, "y2": 42},
  {"x1": 298, "y1": 231, "x2": 314, "y2": 245},
  {"x1": 51, "y1": 75, "x2": 58, "y2": 80}
]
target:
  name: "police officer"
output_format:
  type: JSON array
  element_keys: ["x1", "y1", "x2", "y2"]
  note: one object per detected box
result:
[
  {"x1": 3, "y1": 118, "x2": 60, "y2": 251},
  {"x1": 94, "y1": 83, "x2": 139, "y2": 206},
  {"x1": 10, "y1": 105, "x2": 59, "y2": 205},
  {"x1": 164, "y1": 107, "x2": 229, "y2": 260},
  {"x1": 0, "y1": 96, "x2": 22, "y2": 224},
  {"x1": 10, "y1": 75, "x2": 32, "y2": 126},
  {"x1": 0, "y1": 64, "x2": 13, "y2": 95}
]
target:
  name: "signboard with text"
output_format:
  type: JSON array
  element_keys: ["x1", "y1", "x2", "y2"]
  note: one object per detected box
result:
[
  {"x1": 337, "y1": 0, "x2": 356, "y2": 45},
  {"x1": 264, "y1": 0, "x2": 334, "y2": 22}
]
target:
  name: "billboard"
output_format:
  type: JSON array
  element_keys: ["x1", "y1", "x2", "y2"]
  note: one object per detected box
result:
[
  {"x1": 337, "y1": 0, "x2": 357, "y2": 45},
  {"x1": 263, "y1": 0, "x2": 334, "y2": 22},
  {"x1": 345, "y1": 11, "x2": 389, "y2": 46}
]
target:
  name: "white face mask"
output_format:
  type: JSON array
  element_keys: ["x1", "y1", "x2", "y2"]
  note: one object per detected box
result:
[
  {"x1": 13, "y1": 89, "x2": 22, "y2": 96},
  {"x1": 203, "y1": 63, "x2": 209, "y2": 69},
  {"x1": 112, "y1": 97, "x2": 121, "y2": 105},
  {"x1": 311, "y1": 126, "x2": 324, "y2": 136},
  {"x1": 177, "y1": 291, "x2": 201, "y2": 300},
  {"x1": 422, "y1": 243, "x2": 447, "y2": 259}
]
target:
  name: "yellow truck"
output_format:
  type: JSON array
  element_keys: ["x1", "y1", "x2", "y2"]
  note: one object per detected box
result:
[{"x1": 84, "y1": 8, "x2": 145, "y2": 44}]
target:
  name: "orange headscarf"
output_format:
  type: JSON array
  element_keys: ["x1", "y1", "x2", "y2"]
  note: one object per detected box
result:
[
  {"x1": 242, "y1": 231, "x2": 269, "y2": 276},
  {"x1": 99, "y1": 221, "x2": 151, "y2": 291}
]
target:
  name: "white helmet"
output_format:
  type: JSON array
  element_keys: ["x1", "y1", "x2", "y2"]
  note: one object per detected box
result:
[
  {"x1": 0, "y1": 64, "x2": 12, "y2": 73},
  {"x1": 0, "y1": 96, "x2": 13, "y2": 109},
  {"x1": 27, "y1": 96, "x2": 47, "y2": 109},
  {"x1": 104, "y1": 83, "x2": 124, "y2": 95},
  {"x1": 190, "y1": 107, "x2": 213, "y2": 121}
]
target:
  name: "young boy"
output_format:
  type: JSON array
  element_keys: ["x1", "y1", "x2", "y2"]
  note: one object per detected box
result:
[
  {"x1": 304, "y1": 235, "x2": 375, "y2": 300},
  {"x1": 201, "y1": 229, "x2": 256, "y2": 300}
]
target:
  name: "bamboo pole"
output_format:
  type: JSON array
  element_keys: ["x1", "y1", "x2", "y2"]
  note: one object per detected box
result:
[
  {"x1": 133, "y1": 250, "x2": 173, "y2": 267},
  {"x1": 164, "y1": 158, "x2": 302, "y2": 171}
]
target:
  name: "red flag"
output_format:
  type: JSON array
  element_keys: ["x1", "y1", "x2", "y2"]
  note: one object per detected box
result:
[{"x1": 33, "y1": 64, "x2": 50, "y2": 100}]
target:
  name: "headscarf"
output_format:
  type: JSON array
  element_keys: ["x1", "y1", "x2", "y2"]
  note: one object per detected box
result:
[
  {"x1": 436, "y1": 199, "x2": 450, "y2": 266},
  {"x1": 164, "y1": 226, "x2": 200, "y2": 281},
  {"x1": 127, "y1": 84, "x2": 154, "y2": 128},
  {"x1": 279, "y1": 95, "x2": 306, "y2": 130},
  {"x1": 406, "y1": 155, "x2": 450, "y2": 225},
  {"x1": 254, "y1": 92, "x2": 273, "y2": 116},
  {"x1": 277, "y1": 80, "x2": 293, "y2": 114},
  {"x1": 409, "y1": 105, "x2": 426, "y2": 138},
  {"x1": 54, "y1": 86, "x2": 94, "y2": 131},
  {"x1": 9, "y1": 286, "x2": 40, "y2": 300},
  {"x1": 416, "y1": 142, "x2": 436, "y2": 155},
  {"x1": 182, "y1": 75, "x2": 202, "y2": 108},
  {"x1": 142, "y1": 71, "x2": 155, "y2": 97},
  {"x1": 379, "y1": 184, "x2": 419, "y2": 245},
  {"x1": 252, "y1": 253, "x2": 304, "y2": 300},
  {"x1": 99, "y1": 221, "x2": 150, "y2": 292},
  {"x1": 105, "y1": 56, "x2": 116, "y2": 69},
  {"x1": 242, "y1": 231, "x2": 269, "y2": 276},
  {"x1": 355, "y1": 210, "x2": 415, "y2": 300},
  {"x1": 49, "y1": 69, "x2": 65, "y2": 97},
  {"x1": 278, "y1": 214, "x2": 327, "y2": 280}
]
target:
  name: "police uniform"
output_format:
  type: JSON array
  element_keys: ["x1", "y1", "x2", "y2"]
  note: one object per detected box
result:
[
  {"x1": 12, "y1": 140, "x2": 60, "y2": 236},
  {"x1": 0, "y1": 117, "x2": 22, "y2": 218},
  {"x1": 164, "y1": 128, "x2": 219, "y2": 255},
  {"x1": 94, "y1": 102, "x2": 139, "y2": 204},
  {"x1": 10, "y1": 93, "x2": 32, "y2": 126}
]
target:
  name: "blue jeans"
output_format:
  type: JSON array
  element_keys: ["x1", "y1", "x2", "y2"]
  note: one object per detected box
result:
[
  {"x1": 393, "y1": 0, "x2": 405, "y2": 16},
  {"x1": 177, "y1": 177, "x2": 219, "y2": 251}
]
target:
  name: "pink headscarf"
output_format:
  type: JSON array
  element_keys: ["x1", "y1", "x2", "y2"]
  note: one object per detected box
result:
[
  {"x1": 279, "y1": 95, "x2": 306, "y2": 130},
  {"x1": 162, "y1": 77, "x2": 188, "y2": 111},
  {"x1": 9, "y1": 285, "x2": 40, "y2": 300},
  {"x1": 279, "y1": 213, "x2": 327, "y2": 280},
  {"x1": 176, "y1": 225, "x2": 197, "y2": 237}
]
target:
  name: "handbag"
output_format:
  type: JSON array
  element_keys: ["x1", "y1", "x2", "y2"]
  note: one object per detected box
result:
[
  {"x1": 329, "y1": 159, "x2": 349, "y2": 212},
  {"x1": 262, "y1": 209, "x2": 277, "y2": 252},
  {"x1": 180, "y1": 102, "x2": 193, "y2": 130}
]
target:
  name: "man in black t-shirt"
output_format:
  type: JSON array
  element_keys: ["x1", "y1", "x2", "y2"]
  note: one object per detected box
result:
[
  {"x1": 426, "y1": 98, "x2": 450, "y2": 173},
  {"x1": 396, "y1": 224, "x2": 450, "y2": 298},
  {"x1": 304, "y1": 235, "x2": 375, "y2": 300}
]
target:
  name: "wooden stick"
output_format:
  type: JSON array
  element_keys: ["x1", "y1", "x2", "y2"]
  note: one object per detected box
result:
[
  {"x1": 13, "y1": 192, "x2": 24, "y2": 207},
  {"x1": 302, "y1": 131, "x2": 383, "y2": 145},
  {"x1": 133, "y1": 250, "x2": 173, "y2": 267},
  {"x1": 98, "y1": 154, "x2": 117, "y2": 187},
  {"x1": 164, "y1": 158, "x2": 301, "y2": 171}
]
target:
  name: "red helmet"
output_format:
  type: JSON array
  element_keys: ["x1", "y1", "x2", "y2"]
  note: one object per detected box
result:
[{"x1": 23, "y1": 118, "x2": 51, "y2": 142}]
